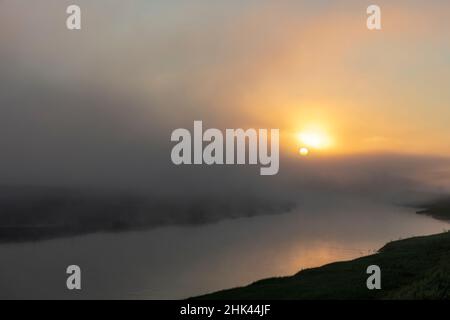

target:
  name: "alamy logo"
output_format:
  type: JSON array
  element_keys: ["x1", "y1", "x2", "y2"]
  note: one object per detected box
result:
[
  {"x1": 366, "y1": 265, "x2": 381, "y2": 290},
  {"x1": 367, "y1": 5, "x2": 382, "y2": 30},
  {"x1": 66, "y1": 265, "x2": 81, "y2": 290},
  {"x1": 66, "y1": 5, "x2": 81, "y2": 30},
  {"x1": 171, "y1": 121, "x2": 279, "y2": 175}
]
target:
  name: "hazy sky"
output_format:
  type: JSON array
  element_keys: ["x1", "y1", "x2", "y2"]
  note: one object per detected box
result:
[
  {"x1": 1, "y1": 0, "x2": 450, "y2": 156},
  {"x1": 0, "y1": 1, "x2": 450, "y2": 238}
]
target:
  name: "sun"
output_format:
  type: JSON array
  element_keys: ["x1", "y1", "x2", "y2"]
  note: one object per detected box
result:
[
  {"x1": 299, "y1": 147, "x2": 309, "y2": 156},
  {"x1": 296, "y1": 128, "x2": 331, "y2": 152}
]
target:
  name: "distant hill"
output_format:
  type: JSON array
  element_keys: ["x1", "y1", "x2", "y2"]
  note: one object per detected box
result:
[
  {"x1": 194, "y1": 231, "x2": 450, "y2": 299},
  {"x1": 0, "y1": 186, "x2": 294, "y2": 243},
  {"x1": 416, "y1": 197, "x2": 450, "y2": 221}
]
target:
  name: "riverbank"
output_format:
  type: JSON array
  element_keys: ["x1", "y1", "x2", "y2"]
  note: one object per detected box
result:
[{"x1": 194, "y1": 231, "x2": 450, "y2": 299}]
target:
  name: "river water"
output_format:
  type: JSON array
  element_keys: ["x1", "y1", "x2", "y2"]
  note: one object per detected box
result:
[{"x1": 0, "y1": 198, "x2": 447, "y2": 299}]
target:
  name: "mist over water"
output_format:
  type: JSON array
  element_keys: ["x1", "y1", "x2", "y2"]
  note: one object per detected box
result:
[{"x1": 0, "y1": 198, "x2": 447, "y2": 299}]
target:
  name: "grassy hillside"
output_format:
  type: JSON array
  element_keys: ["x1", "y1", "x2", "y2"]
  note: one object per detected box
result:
[{"x1": 194, "y1": 231, "x2": 450, "y2": 300}]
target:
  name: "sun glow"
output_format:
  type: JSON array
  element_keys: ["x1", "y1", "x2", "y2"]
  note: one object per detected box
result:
[
  {"x1": 299, "y1": 147, "x2": 309, "y2": 156},
  {"x1": 297, "y1": 130, "x2": 331, "y2": 150}
]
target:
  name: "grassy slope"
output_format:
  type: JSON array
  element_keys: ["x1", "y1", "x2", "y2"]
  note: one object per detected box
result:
[{"x1": 194, "y1": 232, "x2": 450, "y2": 300}]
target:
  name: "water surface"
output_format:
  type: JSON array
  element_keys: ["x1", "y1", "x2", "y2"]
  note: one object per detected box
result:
[{"x1": 0, "y1": 199, "x2": 447, "y2": 299}]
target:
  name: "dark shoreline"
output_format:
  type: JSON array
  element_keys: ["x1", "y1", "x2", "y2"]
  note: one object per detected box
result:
[
  {"x1": 193, "y1": 231, "x2": 450, "y2": 300},
  {"x1": 415, "y1": 197, "x2": 450, "y2": 222},
  {"x1": 193, "y1": 199, "x2": 450, "y2": 300}
]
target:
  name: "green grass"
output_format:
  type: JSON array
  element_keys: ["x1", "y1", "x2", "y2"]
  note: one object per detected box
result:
[{"x1": 194, "y1": 232, "x2": 450, "y2": 300}]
